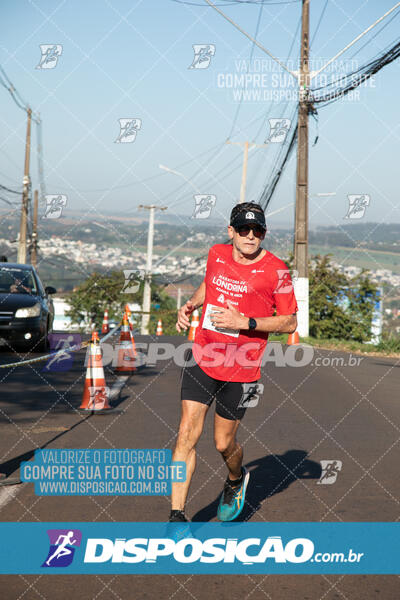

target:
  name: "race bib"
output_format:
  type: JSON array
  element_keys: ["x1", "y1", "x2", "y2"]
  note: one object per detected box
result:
[{"x1": 202, "y1": 303, "x2": 240, "y2": 338}]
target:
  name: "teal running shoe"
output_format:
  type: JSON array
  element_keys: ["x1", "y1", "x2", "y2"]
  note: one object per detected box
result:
[{"x1": 217, "y1": 467, "x2": 249, "y2": 522}]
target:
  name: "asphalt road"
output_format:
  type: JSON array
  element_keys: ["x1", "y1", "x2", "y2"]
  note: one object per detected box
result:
[{"x1": 0, "y1": 334, "x2": 399, "y2": 599}]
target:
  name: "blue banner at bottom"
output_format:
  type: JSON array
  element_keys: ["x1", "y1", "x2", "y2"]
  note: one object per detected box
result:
[{"x1": 0, "y1": 522, "x2": 399, "y2": 574}]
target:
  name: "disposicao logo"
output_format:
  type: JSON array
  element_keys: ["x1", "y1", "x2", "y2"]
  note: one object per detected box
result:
[
  {"x1": 42, "y1": 529, "x2": 82, "y2": 567},
  {"x1": 83, "y1": 535, "x2": 314, "y2": 564}
]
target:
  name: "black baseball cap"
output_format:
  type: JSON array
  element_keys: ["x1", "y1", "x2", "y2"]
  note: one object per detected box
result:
[{"x1": 230, "y1": 207, "x2": 267, "y2": 231}]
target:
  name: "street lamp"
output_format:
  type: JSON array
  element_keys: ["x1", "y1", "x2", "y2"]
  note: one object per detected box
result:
[
  {"x1": 159, "y1": 164, "x2": 201, "y2": 194},
  {"x1": 265, "y1": 202, "x2": 294, "y2": 219}
]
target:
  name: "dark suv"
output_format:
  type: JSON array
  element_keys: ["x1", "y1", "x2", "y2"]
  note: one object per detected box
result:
[{"x1": 0, "y1": 263, "x2": 56, "y2": 352}]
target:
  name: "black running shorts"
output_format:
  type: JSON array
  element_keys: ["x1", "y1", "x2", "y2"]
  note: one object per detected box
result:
[{"x1": 180, "y1": 349, "x2": 259, "y2": 421}]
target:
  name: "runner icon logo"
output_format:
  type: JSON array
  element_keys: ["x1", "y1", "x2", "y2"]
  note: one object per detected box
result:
[
  {"x1": 274, "y1": 269, "x2": 298, "y2": 294},
  {"x1": 188, "y1": 44, "x2": 216, "y2": 69},
  {"x1": 122, "y1": 270, "x2": 145, "y2": 294},
  {"x1": 42, "y1": 529, "x2": 82, "y2": 567},
  {"x1": 238, "y1": 383, "x2": 264, "y2": 408},
  {"x1": 89, "y1": 387, "x2": 110, "y2": 410},
  {"x1": 268, "y1": 118, "x2": 291, "y2": 143},
  {"x1": 36, "y1": 44, "x2": 63, "y2": 69},
  {"x1": 192, "y1": 194, "x2": 216, "y2": 219},
  {"x1": 42, "y1": 333, "x2": 81, "y2": 372},
  {"x1": 115, "y1": 118, "x2": 142, "y2": 143},
  {"x1": 317, "y1": 460, "x2": 343, "y2": 485},
  {"x1": 43, "y1": 195, "x2": 67, "y2": 219},
  {"x1": 344, "y1": 194, "x2": 370, "y2": 220}
]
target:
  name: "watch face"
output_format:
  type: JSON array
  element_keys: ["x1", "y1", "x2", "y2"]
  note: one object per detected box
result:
[{"x1": 249, "y1": 318, "x2": 257, "y2": 330}]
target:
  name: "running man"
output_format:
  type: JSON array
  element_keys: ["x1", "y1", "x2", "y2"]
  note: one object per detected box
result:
[
  {"x1": 170, "y1": 202, "x2": 298, "y2": 523},
  {"x1": 45, "y1": 531, "x2": 77, "y2": 566}
]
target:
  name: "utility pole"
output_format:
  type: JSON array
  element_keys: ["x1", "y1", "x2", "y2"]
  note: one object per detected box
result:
[
  {"x1": 226, "y1": 140, "x2": 269, "y2": 203},
  {"x1": 239, "y1": 141, "x2": 249, "y2": 204},
  {"x1": 31, "y1": 189, "x2": 38, "y2": 268},
  {"x1": 207, "y1": 0, "x2": 400, "y2": 339},
  {"x1": 293, "y1": 0, "x2": 310, "y2": 338},
  {"x1": 139, "y1": 205, "x2": 167, "y2": 335},
  {"x1": 17, "y1": 107, "x2": 32, "y2": 264}
]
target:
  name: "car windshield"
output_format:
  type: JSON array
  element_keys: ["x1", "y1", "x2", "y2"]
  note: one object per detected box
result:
[{"x1": 0, "y1": 268, "x2": 37, "y2": 295}]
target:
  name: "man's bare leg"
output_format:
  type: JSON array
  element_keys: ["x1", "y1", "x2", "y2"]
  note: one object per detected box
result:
[
  {"x1": 171, "y1": 400, "x2": 209, "y2": 512},
  {"x1": 214, "y1": 414, "x2": 242, "y2": 480}
]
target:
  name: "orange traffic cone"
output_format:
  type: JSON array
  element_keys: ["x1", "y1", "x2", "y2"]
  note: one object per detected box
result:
[
  {"x1": 125, "y1": 304, "x2": 133, "y2": 330},
  {"x1": 156, "y1": 319, "x2": 163, "y2": 336},
  {"x1": 287, "y1": 331, "x2": 300, "y2": 345},
  {"x1": 125, "y1": 304, "x2": 137, "y2": 356},
  {"x1": 101, "y1": 310, "x2": 109, "y2": 334},
  {"x1": 188, "y1": 309, "x2": 199, "y2": 341},
  {"x1": 80, "y1": 332, "x2": 112, "y2": 411},
  {"x1": 114, "y1": 313, "x2": 136, "y2": 372}
]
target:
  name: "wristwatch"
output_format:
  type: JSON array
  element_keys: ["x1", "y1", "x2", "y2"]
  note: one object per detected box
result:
[{"x1": 248, "y1": 317, "x2": 257, "y2": 330}]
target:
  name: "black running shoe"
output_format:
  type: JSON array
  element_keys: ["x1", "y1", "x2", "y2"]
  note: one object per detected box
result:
[
  {"x1": 168, "y1": 510, "x2": 188, "y2": 523},
  {"x1": 167, "y1": 511, "x2": 192, "y2": 542}
]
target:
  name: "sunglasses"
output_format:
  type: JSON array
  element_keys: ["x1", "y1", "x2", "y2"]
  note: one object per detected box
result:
[{"x1": 235, "y1": 225, "x2": 265, "y2": 239}]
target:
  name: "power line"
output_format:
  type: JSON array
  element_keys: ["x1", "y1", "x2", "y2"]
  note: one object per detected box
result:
[
  {"x1": 0, "y1": 196, "x2": 19, "y2": 207},
  {"x1": 0, "y1": 64, "x2": 40, "y2": 123},
  {"x1": 312, "y1": 37, "x2": 400, "y2": 106},
  {"x1": 349, "y1": 6, "x2": 400, "y2": 60},
  {"x1": 227, "y1": 0, "x2": 265, "y2": 140},
  {"x1": 65, "y1": 140, "x2": 226, "y2": 193},
  {"x1": 0, "y1": 183, "x2": 21, "y2": 195},
  {"x1": 253, "y1": 14, "x2": 301, "y2": 142},
  {"x1": 310, "y1": 0, "x2": 328, "y2": 48},
  {"x1": 157, "y1": 3, "x2": 301, "y2": 285},
  {"x1": 258, "y1": 120, "x2": 297, "y2": 211}
]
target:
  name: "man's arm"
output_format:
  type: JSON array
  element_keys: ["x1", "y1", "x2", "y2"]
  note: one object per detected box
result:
[
  {"x1": 245, "y1": 313, "x2": 297, "y2": 334},
  {"x1": 209, "y1": 302, "x2": 297, "y2": 334},
  {"x1": 176, "y1": 279, "x2": 206, "y2": 332},
  {"x1": 188, "y1": 279, "x2": 206, "y2": 310}
]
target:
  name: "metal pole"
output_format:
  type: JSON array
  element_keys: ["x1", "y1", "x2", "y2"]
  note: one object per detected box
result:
[
  {"x1": 17, "y1": 108, "x2": 32, "y2": 264},
  {"x1": 31, "y1": 189, "x2": 38, "y2": 268},
  {"x1": 139, "y1": 204, "x2": 167, "y2": 334},
  {"x1": 293, "y1": 0, "x2": 310, "y2": 337},
  {"x1": 239, "y1": 141, "x2": 249, "y2": 204},
  {"x1": 177, "y1": 287, "x2": 182, "y2": 310},
  {"x1": 226, "y1": 140, "x2": 269, "y2": 204},
  {"x1": 141, "y1": 206, "x2": 154, "y2": 335}
]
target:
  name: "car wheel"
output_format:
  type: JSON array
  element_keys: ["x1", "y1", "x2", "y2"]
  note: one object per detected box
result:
[{"x1": 37, "y1": 323, "x2": 49, "y2": 353}]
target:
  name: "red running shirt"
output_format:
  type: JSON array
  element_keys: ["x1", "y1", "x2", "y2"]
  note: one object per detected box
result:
[{"x1": 192, "y1": 244, "x2": 298, "y2": 382}]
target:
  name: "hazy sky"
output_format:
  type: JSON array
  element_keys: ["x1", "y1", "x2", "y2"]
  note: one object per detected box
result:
[{"x1": 1, "y1": 0, "x2": 399, "y2": 232}]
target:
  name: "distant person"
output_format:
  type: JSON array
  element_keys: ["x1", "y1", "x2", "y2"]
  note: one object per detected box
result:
[
  {"x1": 10, "y1": 278, "x2": 31, "y2": 294},
  {"x1": 170, "y1": 202, "x2": 298, "y2": 524}
]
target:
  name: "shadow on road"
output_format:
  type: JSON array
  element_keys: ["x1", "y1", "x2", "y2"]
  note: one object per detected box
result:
[
  {"x1": 192, "y1": 449, "x2": 321, "y2": 522},
  {"x1": 0, "y1": 414, "x2": 94, "y2": 479}
]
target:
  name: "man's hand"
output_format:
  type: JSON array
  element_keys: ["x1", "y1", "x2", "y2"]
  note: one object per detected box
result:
[
  {"x1": 210, "y1": 301, "x2": 248, "y2": 330},
  {"x1": 176, "y1": 300, "x2": 196, "y2": 332}
]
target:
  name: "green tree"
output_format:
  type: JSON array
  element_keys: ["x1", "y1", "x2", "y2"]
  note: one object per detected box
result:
[{"x1": 308, "y1": 254, "x2": 378, "y2": 342}]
